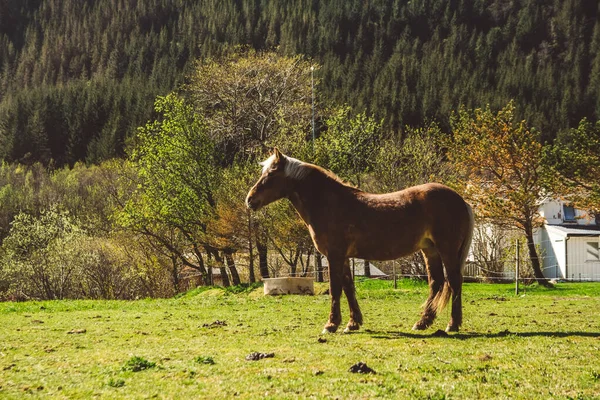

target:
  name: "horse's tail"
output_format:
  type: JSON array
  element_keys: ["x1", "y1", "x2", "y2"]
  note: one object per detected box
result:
[
  {"x1": 431, "y1": 282, "x2": 452, "y2": 316},
  {"x1": 431, "y1": 202, "x2": 474, "y2": 315},
  {"x1": 458, "y1": 202, "x2": 475, "y2": 274}
]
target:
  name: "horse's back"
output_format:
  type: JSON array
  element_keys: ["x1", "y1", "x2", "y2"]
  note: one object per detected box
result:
[
  {"x1": 361, "y1": 183, "x2": 467, "y2": 216},
  {"x1": 344, "y1": 183, "x2": 471, "y2": 260}
]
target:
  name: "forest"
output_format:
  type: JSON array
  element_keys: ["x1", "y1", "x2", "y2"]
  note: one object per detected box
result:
[
  {"x1": 0, "y1": 1, "x2": 599, "y2": 300},
  {"x1": 1, "y1": 0, "x2": 599, "y2": 165}
]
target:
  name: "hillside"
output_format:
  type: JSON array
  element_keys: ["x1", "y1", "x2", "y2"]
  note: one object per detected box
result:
[{"x1": 0, "y1": 0, "x2": 598, "y2": 166}]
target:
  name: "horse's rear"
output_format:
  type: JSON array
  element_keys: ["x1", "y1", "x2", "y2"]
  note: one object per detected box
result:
[{"x1": 348, "y1": 183, "x2": 474, "y2": 332}]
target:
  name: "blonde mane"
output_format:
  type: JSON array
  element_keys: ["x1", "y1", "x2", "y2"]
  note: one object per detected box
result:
[
  {"x1": 260, "y1": 154, "x2": 310, "y2": 180},
  {"x1": 259, "y1": 152, "x2": 354, "y2": 188}
]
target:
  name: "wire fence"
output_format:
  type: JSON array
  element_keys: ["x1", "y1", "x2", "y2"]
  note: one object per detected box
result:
[{"x1": 178, "y1": 258, "x2": 600, "y2": 286}]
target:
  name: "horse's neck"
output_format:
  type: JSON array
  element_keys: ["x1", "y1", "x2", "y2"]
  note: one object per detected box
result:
[{"x1": 287, "y1": 171, "x2": 352, "y2": 227}]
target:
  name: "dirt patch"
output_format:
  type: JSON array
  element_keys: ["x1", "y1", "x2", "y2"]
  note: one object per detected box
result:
[
  {"x1": 245, "y1": 352, "x2": 274, "y2": 361},
  {"x1": 202, "y1": 320, "x2": 227, "y2": 328},
  {"x1": 348, "y1": 362, "x2": 376, "y2": 374}
]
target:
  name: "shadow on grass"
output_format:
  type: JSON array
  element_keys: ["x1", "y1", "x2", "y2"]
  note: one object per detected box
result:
[{"x1": 364, "y1": 329, "x2": 600, "y2": 340}]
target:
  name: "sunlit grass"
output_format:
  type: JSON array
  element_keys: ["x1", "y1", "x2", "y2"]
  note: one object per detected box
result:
[{"x1": 1, "y1": 281, "x2": 599, "y2": 399}]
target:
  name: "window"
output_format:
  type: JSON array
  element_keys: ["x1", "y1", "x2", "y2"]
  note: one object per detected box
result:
[
  {"x1": 586, "y1": 242, "x2": 600, "y2": 261},
  {"x1": 563, "y1": 205, "x2": 576, "y2": 222}
]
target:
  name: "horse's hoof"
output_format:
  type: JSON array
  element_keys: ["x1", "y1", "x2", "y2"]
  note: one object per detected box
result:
[
  {"x1": 321, "y1": 325, "x2": 338, "y2": 334},
  {"x1": 412, "y1": 321, "x2": 430, "y2": 331},
  {"x1": 343, "y1": 324, "x2": 360, "y2": 334},
  {"x1": 445, "y1": 325, "x2": 459, "y2": 333}
]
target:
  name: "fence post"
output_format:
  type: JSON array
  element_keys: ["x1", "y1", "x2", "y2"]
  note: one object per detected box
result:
[
  {"x1": 515, "y1": 239, "x2": 520, "y2": 295},
  {"x1": 393, "y1": 260, "x2": 397, "y2": 289}
]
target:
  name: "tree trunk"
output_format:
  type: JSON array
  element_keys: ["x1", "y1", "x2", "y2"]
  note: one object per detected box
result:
[
  {"x1": 219, "y1": 266, "x2": 231, "y2": 287},
  {"x1": 289, "y1": 250, "x2": 300, "y2": 276},
  {"x1": 171, "y1": 255, "x2": 180, "y2": 293},
  {"x1": 301, "y1": 250, "x2": 312, "y2": 277},
  {"x1": 524, "y1": 225, "x2": 552, "y2": 287},
  {"x1": 225, "y1": 251, "x2": 241, "y2": 285},
  {"x1": 195, "y1": 250, "x2": 211, "y2": 286},
  {"x1": 256, "y1": 237, "x2": 270, "y2": 279},
  {"x1": 211, "y1": 249, "x2": 231, "y2": 287},
  {"x1": 364, "y1": 260, "x2": 371, "y2": 278},
  {"x1": 316, "y1": 253, "x2": 324, "y2": 282}
]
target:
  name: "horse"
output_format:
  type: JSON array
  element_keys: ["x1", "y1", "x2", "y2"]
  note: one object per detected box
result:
[{"x1": 246, "y1": 148, "x2": 474, "y2": 334}]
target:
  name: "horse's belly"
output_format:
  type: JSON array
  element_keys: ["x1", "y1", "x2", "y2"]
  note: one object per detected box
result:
[{"x1": 348, "y1": 230, "x2": 427, "y2": 261}]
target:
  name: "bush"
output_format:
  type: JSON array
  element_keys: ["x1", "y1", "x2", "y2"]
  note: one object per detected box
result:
[
  {"x1": 122, "y1": 356, "x2": 156, "y2": 372},
  {"x1": 1, "y1": 208, "x2": 88, "y2": 300}
]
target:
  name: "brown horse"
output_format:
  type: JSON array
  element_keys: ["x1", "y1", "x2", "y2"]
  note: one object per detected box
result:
[{"x1": 246, "y1": 149, "x2": 474, "y2": 334}]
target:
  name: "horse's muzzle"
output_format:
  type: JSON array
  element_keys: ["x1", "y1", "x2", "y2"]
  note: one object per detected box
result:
[{"x1": 245, "y1": 195, "x2": 260, "y2": 211}]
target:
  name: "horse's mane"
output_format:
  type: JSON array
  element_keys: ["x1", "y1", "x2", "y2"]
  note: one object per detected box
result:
[
  {"x1": 308, "y1": 163, "x2": 355, "y2": 187},
  {"x1": 261, "y1": 153, "x2": 355, "y2": 188}
]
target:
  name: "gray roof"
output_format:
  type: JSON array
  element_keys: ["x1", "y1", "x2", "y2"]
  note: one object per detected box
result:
[
  {"x1": 321, "y1": 258, "x2": 387, "y2": 276},
  {"x1": 546, "y1": 224, "x2": 600, "y2": 237},
  {"x1": 351, "y1": 261, "x2": 387, "y2": 277}
]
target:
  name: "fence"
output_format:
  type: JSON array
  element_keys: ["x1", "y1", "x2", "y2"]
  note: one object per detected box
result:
[{"x1": 178, "y1": 251, "x2": 600, "y2": 290}]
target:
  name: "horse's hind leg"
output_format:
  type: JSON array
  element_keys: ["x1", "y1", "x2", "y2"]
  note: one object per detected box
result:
[
  {"x1": 445, "y1": 269, "x2": 463, "y2": 332},
  {"x1": 412, "y1": 247, "x2": 444, "y2": 330},
  {"x1": 322, "y1": 256, "x2": 344, "y2": 334},
  {"x1": 342, "y1": 259, "x2": 363, "y2": 333},
  {"x1": 437, "y1": 247, "x2": 464, "y2": 332}
]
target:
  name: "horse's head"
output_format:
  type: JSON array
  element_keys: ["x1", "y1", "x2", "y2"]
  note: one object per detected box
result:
[{"x1": 246, "y1": 148, "x2": 293, "y2": 211}]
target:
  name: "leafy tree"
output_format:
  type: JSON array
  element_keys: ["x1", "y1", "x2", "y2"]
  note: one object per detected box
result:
[
  {"x1": 1, "y1": 207, "x2": 89, "y2": 300},
  {"x1": 314, "y1": 106, "x2": 381, "y2": 186},
  {"x1": 547, "y1": 119, "x2": 600, "y2": 215},
  {"x1": 121, "y1": 93, "x2": 217, "y2": 286},
  {"x1": 2, "y1": 0, "x2": 600, "y2": 165},
  {"x1": 208, "y1": 161, "x2": 275, "y2": 283},
  {"x1": 447, "y1": 101, "x2": 552, "y2": 286},
  {"x1": 187, "y1": 50, "x2": 315, "y2": 279},
  {"x1": 373, "y1": 123, "x2": 450, "y2": 193},
  {"x1": 187, "y1": 49, "x2": 314, "y2": 165}
]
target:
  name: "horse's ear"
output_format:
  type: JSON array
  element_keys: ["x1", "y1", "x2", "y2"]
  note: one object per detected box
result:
[{"x1": 273, "y1": 147, "x2": 282, "y2": 162}]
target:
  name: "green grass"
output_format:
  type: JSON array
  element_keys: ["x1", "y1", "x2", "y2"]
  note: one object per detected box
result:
[{"x1": 1, "y1": 280, "x2": 599, "y2": 399}]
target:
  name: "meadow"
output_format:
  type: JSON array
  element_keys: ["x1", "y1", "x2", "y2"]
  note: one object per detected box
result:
[{"x1": 1, "y1": 280, "x2": 599, "y2": 399}]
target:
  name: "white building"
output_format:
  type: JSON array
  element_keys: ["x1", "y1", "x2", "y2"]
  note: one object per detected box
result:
[{"x1": 536, "y1": 200, "x2": 600, "y2": 281}]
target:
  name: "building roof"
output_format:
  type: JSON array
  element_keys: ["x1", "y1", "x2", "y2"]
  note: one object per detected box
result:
[
  {"x1": 352, "y1": 262, "x2": 387, "y2": 277},
  {"x1": 546, "y1": 224, "x2": 600, "y2": 237},
  {"x1": 321, "y1": 258, "x2": 387, "y2": 276}
]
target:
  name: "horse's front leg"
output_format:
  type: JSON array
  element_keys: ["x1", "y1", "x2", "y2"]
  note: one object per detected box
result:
[
  {"x1": 322, "y1": 256, "x2": 343, "y2": 334},
  {"x1": 342, "y1": 259, "x2": 363, "y2": 333}
]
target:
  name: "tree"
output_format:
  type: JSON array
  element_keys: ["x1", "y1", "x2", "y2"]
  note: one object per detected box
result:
[
  {"x1": 208, "y1": 162, "x2": 261, "y2": 284},
  {"x1": 188, "y1": 50, "x2": 316, "y2": 280},
  {"x1": 263, "y1": 200, "x2": 314, "y2": 277},
  {"x1": 314, "y1": 106, "x2": 382, "y2": 187},
  {"x1": 187, "y1": 49, "x2": 314, "y2": 165},
  {"x1": 373, "y1": 122, "x2": 450, "y2": 193},
  {"x1": 547, "y1": 118, "x2": 600, "y2": 215},
  {"x1": 1, "y1": 208, "x2": 88, "y2": 300},
  {"x1": 120, "y1": 93, "x2": 217, "y2": 287},
  {"x1": 447, "y1": 101, "x2": 552, "y2": 286}
]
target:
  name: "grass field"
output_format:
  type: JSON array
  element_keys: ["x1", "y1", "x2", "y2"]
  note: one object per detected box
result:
[{"x1": 1, "y1": 280, "x2": 599, "y2": 399}]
